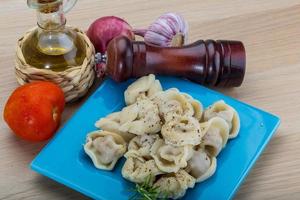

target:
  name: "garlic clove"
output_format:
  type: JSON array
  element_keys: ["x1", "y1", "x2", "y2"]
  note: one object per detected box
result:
[{"x1": 171, "y1": 33, "x2": 184, "y2": 46}]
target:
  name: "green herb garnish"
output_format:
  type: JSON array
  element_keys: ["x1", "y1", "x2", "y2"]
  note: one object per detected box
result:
[{"x1": 129, "y1": 176, "x2": 169, "y2": 200}]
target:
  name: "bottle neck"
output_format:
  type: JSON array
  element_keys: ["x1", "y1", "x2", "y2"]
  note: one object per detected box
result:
[{"x1": 37, "y1": 2, "x2": 65, "y2": 30}]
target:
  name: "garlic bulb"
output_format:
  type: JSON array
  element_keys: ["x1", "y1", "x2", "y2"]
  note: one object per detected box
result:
[{"x1": 134, "y1": 13, "x2": 188, "y2": 47}]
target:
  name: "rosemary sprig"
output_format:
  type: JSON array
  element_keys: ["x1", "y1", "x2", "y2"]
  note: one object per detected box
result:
[{"x1": 129, "y1": 176, "x2": 168, "y2": 200}]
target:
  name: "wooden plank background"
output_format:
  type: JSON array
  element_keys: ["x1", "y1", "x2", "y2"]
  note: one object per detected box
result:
[{"x1": 0, "y1": 0, "x2": 300, "y2": 199}]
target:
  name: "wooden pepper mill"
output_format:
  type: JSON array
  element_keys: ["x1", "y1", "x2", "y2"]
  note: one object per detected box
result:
[{"x1": 102, "y1": 36, "x2": 246, "y2": 87}]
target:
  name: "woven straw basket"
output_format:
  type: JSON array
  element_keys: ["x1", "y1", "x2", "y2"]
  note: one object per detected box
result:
[{"x1": 15, "y1": 27, "x2": 95, "y2": 102}]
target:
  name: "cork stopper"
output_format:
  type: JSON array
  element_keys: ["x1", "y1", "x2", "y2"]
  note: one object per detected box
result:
[
  {"x1": 27, "y1": 0, "x2": 62, "y2": 13},
  {"x1": 37, "y1": 0, "x2": 61, "y2": 13}
]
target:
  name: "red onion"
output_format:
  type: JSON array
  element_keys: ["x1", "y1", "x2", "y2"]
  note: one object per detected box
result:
[{"x1": 87, "y1": 16, "x2": 135, "y2": 53}]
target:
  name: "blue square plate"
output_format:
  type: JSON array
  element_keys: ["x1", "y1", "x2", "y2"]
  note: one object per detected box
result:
[{"x1": 31, "y1": 76, "x2": 280, "y2": 200}]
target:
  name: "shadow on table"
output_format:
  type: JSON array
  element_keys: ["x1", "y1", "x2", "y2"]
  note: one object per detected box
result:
[
  {"x1": 33, "y1": 175, "x2": 91, "y2": 199},
  {"x1": 234, "y1": 129, "x2": 284, "y2": 199}
]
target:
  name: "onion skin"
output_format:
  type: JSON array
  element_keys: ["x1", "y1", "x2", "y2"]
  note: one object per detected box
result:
[{"x1": 87, "y1": 16, "x2": 135, "y2": 53}]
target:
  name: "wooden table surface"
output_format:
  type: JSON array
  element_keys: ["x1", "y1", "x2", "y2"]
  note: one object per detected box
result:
[{"x1": 1, "y1": 0, "x2": 300, "y2": 199}]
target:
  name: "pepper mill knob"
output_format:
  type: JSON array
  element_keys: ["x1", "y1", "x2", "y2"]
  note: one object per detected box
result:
[{"x1": 106, "y1": 36, "x2": 246, "y2": 87}]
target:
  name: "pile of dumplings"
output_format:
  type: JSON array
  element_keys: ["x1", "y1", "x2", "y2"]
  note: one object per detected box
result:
[{"x1": 84, "y1": 74, "x2": 240, "y2": 199}]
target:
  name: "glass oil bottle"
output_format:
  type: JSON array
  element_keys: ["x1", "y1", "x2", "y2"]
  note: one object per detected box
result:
[{"x1": 22, "y1": 0, "x2": 86, "y2": 71}]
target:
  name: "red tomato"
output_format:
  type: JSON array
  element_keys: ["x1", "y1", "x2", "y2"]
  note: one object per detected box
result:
[{"x1": 3, "y1": 81, "x2": 65, "y2": 142}]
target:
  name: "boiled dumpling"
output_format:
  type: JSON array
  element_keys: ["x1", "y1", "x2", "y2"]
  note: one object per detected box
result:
[
  {"x1": 151, "y1": 89, "x2": 194, "y2": 122},
  {"x1": 148, "y1": 80, "x2": 163, "y2": 98},
  {"x1": 89, "y1": 75, "x2": 240, "y2": 199},
  {"x1": 95, "y1": 112, "x2": 121, "y2": 132},
  {"x1": 95, "y1": 112, "x2": 135, "y2": 142},
  {"x1": 124, "y1": 74, "x2": 162, "y2": 105},
  {"x1": 122, "y1": 156, "x2": 163, "y2": 184},
  {"x1": 119, "y1": 104, "x2": 139, "y2": 124},
  {"x1": 181, "y1": 92, "x2": 203, "y2": 120},
  {"x1": 199, "y1": 117, "x2": 229, "y2": 157},
  {"x1": 119, "y1": 98, "x2": 161, "y2": 135},
  {"x1": 153, "y1": 169, "x2": 195, "y2": 199},
  {"x1": 126, "y1": 134, "x2": 160, "y2": 160},
  {"x1": 84, "y1": 130, "x2": 126, "y2": 170},
  {"x1": 203, "y1": 100, "x2": 240, "y2": 138},
  {"x1": 96, "y1": 98, "x2": 161, "y2": 138},
  {"x1": 189, "y1": 99, "x2": 203, "y2": 121},
  {"x1": 161, "y1": 115, "x2": 203, "y2": 146},
  {"x1": 150, "y1": 138, "x2": 193, "y2": 173},
  {"x1": 186, "y1": 148, "x2": 217, "y2": 182}
]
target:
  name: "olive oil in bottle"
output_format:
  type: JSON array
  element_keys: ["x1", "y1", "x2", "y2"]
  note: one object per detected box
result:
[{"x1": 22, "y1": 0, "x2": 86, "y2": 72}]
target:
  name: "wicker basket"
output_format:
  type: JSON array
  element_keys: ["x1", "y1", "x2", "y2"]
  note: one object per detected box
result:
[{"x1": 15, "y1": 27, "x2": 95, "y2": 102}]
